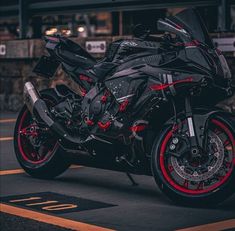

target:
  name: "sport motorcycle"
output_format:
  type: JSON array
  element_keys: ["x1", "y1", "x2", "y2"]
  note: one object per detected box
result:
[{"x1": 14, "y1": 9, "x2": 235, "y2": 206}]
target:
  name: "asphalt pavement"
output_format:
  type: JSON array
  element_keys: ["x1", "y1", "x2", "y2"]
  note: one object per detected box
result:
[{"x1": 0, "y1": 111, "x2": 235, "y2": 231}]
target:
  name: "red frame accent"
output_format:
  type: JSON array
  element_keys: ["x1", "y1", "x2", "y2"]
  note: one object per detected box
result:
[
  {"x1": 159, "y1": 119, "x2": 235, "y2": 195},
  {"x1": 85, "y1": 118, "x2": 94, "y2": 126},
  {"x1": 101, "y1": 95, "x2": 107, "y2": 103},
  {"x1": 98, "y1": 121, "x2": 111, "y2": 131},
  {"x1": 150, "y1": 77, "x2": 193, "y2": 91},
  {"x1": 20, "y1": 124, "x2": 38, "y2": 138},
  {"x1": 119, "y1": 99, "x2": 129, "y2": 112},
  {"x1": 101, "y1": 90, "x2": 110, "y2": 103},
  {"x1": 80, "y1": 87, "x2": 87, "y2": 96},
  {"x1": 79, "y1": 74, "x2": 92, "y2": 83},
  {"x1": 175, "y1": 40, "x2": 200, "y2": 47},
  {"x1": 175, "y1": 24, "x2": 183, "y2": 30},
  {"x1": 129, "y1": 125, "x2": 147, "y2": 132}
]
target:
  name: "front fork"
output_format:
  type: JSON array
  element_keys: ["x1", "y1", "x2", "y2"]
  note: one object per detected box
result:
[
  {"x1": 172, "y1": 96, "x2": 226, "y2": 158},
  {"x1": 184, "y1": 97, "x2": 203, "y2": 157}
]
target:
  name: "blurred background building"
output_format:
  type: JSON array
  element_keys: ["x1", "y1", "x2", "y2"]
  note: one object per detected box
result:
[{"x1": 0, "y1": 0, "x2": 235, "y2": 111}]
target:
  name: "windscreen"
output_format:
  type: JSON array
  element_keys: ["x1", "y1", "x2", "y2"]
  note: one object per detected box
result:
[{"x1": 169, "y1": 9, "x2": 214, "y2": 48}]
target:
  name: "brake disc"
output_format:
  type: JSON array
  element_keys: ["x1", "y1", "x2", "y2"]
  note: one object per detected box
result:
[{"x1": 170, "y1": 132, "x2": 224, "y2": 182}]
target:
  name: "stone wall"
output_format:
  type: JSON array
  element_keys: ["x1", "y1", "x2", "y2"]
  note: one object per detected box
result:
[{"x1": 0, "y1": 37, "x2": 234, "y2": 112}]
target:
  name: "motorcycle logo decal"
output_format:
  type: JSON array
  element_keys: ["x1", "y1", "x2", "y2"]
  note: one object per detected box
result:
[{"x1": 122, "y1": 41, "x2": 138, "y2": 47}]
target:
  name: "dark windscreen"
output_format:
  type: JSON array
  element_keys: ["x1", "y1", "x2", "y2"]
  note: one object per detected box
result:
[{"x1": 169, "y1": 9, "x2": 214, "y2": 48}]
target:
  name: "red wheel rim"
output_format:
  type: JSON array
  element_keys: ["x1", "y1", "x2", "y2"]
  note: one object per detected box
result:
[
  {"x1": 159, "y1": 119, "x2": 235, "y2": 195},
  {"x1": 17, "y1": 109, "x2": 59, "y2": 164}
]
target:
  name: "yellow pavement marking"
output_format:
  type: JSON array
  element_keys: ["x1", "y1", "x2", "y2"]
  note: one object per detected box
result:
[
  {"x1": 70, "y1": 164, "x2": 81, "y2": 169},
  {"x1": 0, "y1": 119, "x2": 16, "y2": 123},
  {"x1": 10, "y1": 197, "x2": 42, "y2": 203},
  {"x1": 0, "y1": 169, "x2": 24, "y2": 176},
  {"x1": 0, "y1": 203, "x2": 114, "y2": 231},
  {"x1": 26, "y1": 201, "x2": 58, "y2": 206},
  {"x1": 176, "y1": 219, "x2": 235, "y2": 231},
  {"x1": 0, "y1": 137, "x2": 13, "y2": 141},
  {"x1": 0, "y1": 165, "x2": 81, "y2": 176}
]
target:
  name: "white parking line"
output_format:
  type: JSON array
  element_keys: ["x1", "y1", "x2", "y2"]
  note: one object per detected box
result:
[{"x1": 0, "y1": 119, "x2": 16, "y2": 123}]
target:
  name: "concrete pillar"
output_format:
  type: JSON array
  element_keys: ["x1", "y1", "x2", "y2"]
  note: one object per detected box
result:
[
  {"x1": 218, "y1": 0, "x2": 231, "y2": 31},
  {"x1": 19, "y1": 0, "x2": 29, "y2": 39}
]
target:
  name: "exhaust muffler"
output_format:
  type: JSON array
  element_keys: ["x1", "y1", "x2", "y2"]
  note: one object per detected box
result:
[
  {"x1": 23, "y1": 82, "x2": 84, "y2": 149},
  {"x1": 24, "y1": 82, "x2": 54, "y2": 127}
]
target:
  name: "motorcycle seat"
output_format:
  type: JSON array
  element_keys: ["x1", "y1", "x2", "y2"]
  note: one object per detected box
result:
[
  {"x1": 90, "y1": 61, "x2": 118, "y2": 79},
  {"x1": 57, "y1": 37, "x2": 97, "y2": 69},
  {"x1": 57, "y1": 37, "x2": 118, "y2": 79}
]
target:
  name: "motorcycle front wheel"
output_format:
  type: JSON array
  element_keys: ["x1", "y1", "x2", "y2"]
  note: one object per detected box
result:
[{"x1": 151, "y1": 115, "x2": 235, "y2": 206}]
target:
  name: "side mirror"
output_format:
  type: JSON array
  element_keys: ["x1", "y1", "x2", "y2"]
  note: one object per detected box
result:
[{"x1": 157, "y1": 19, "x2": 191, "y2": 42}]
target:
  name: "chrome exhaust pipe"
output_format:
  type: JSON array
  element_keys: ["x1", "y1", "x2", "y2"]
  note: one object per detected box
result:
[
  {"x1": 24, "y1": 82, "x2": 54, "y2": 127},
  {"x1": 23, "y1": 82, "x2": 111, "y2": 149},
  {"x1": 23, "y1": 82, "x2": 40, "y2": 114}
]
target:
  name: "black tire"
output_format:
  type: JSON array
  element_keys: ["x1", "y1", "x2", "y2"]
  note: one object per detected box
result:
[
  {"x1": 151, "y1": 115, "x2": 235, "y2": 206},
  {"x1": 14, "y1": 89, "x2": 71, "y2": 179}
]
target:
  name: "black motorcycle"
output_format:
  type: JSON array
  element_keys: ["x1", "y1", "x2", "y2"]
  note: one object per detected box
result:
[{"x1": 14, "y1": 9, "x2": 235, "y2": 206}]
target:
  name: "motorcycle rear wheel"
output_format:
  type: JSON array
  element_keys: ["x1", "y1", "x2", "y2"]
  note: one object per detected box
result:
[
  {"x1": 151, "y1": 115, "x2": 235, "y2": 206},
  {"x1": 14, "y1": 90, "x2": 70, "y2": 179}
]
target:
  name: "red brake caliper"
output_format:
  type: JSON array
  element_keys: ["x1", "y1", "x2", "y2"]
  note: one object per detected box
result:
[{"x1": 20, "y1": 124, "x2": 38, "y2": 138}]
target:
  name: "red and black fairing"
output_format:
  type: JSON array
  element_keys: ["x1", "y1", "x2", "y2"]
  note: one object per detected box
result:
[
  {"x1": 78, "y1": 61, "x2": 205, "y2": 147},
  {"x1": 157, "y1": 9, "x2": 232, "y2": 88}
]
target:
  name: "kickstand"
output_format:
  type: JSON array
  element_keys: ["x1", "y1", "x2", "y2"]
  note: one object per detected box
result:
[{"x1": 126, "y1": 172, "x2": 138, "y2": 186}]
